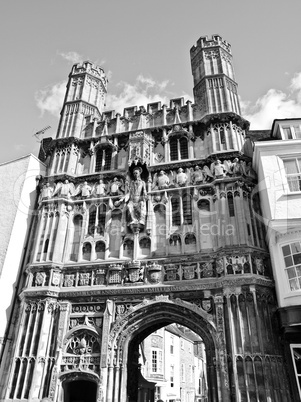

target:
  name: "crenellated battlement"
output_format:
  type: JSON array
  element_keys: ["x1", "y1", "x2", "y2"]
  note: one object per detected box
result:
[
  {"x1": 190, "y1": 34, "x2": 232, "y2": 57},
  {"x1": 71, "y1": 60, "x2": 107, "y2": 84}
]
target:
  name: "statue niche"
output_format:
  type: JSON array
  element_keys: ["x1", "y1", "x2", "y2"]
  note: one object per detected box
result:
[{"x1": 125, "y1": 166, "x2": 148, "y2": 229}]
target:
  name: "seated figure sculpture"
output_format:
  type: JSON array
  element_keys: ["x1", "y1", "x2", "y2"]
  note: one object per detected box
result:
[{"x1": 125, "y1": 167, "x2": 147, "y2": 227}]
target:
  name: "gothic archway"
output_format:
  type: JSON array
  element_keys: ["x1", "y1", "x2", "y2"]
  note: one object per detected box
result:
[{"x1": 105, "y1": 297, "x2": 223, "y2": 402}]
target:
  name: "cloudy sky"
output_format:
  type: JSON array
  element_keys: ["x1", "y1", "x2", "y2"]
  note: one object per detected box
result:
[{"x1": 1, "y1": 0, "x2": 301, "y2": 163}]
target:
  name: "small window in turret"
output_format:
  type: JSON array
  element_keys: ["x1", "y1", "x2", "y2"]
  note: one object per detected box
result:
[{"x1": 95, "y1": 148, "x2": 112, "y2": 171}]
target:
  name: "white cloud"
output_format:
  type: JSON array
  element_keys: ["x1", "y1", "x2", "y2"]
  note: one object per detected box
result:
[
  {"x1": 58, "y1": 51, "x2": 83, "y2": 64},
  {"x1": 35, "y1": 81, "x2": 66, "y2": 116},
  {"x1": 242, "y1": 73, "x2": 301, "y2": 129}
]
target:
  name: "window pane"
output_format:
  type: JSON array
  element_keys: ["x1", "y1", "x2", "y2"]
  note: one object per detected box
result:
[
  {"x1": 103, "y1": 148, "x2": 112, "y2": 170},
  {"x1": 95, "y1": 150, "x2": 103, "y2": 172},
  {"x1": 284, "y1": 159, "x2": 298, "y2": 174},
  {"x1": 289, "y1": 278, "x2": 299, "y2": 291},
  {"x1": 287, "y1": 267, "x2": 297, "y2": 279},
  {"x1": 291, "y1": 242, "x2": 301, "y2": 253},
  {"x1": 293, "y1": 253, "x2": 301, "y2": 265},
  {"x1": 179, "y1": 137, "x2": 188, "y2": 159},
  {"x1": 284, "y1": 256, "x2": 293, "y2": 267},
  {"x1": 170, "y1": 138, "x2": 178, "y2": 161},
  {"x1": 283, "y1": 127, "x2": 293, "y2": 139},
  {"x1": 296, "y1": 265, "x2": 301, "y2": 276},
  {"x1": 282, "y1": 245, "x2": 291, "y2": 257},
  {"x1": 294, "y1": 126, "x2": 301, "y2": 139},
  {"x1": 293, "y1": 348, "x2": 301, "y2": 373}
]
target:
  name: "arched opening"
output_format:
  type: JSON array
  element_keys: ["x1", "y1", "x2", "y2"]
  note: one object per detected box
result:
[
  {"x1": 63, "y1": 379, "x2": 97, "y2": 402},
  {"x1": 108, "y1": 301, "x2": 218, "y2": 402}
]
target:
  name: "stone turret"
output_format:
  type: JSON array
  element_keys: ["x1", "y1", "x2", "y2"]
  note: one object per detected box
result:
[
  {"x1": 56, "y1": 61, "x2": 108, "y2": 139},
  {"x1": 190, "y1": 34, "x2": 241, "y2": 116}
]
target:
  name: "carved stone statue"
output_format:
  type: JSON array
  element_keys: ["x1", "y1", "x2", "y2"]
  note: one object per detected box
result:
[
  {"x1": 175, "y1": 168, "x2": 187, "y2": 186},
  {"x1": 153, "y1": 170, "x2": 170, "y2": 190},
  {"x1": 211, "y1": 160, "x2": 225, "y2": 178},
  {"x1": 125, "y1": 167, "x2": 147, "y2": 226},
  {"x1": 109, "y1": 177, "x2": 123, "y2": 196},
  {"x1": 191, "y1": 166, "x2": 205, "y2": 184},
  {"x1": 53, "y1": 179, "x2": 74, "y2": 198},
  {"x1": 94, "y1": 179, "x2": 106, "y2": 196},
  {"x1": 80, "y1": 181, "x2": 92, "y2": 197},
  {"x1": 39, "y1": 182, "x2": 54, "y2": 201}
]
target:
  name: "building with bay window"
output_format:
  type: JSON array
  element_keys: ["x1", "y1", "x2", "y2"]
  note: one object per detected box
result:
[{"x1": 253, "y1": 118, "x2": 301, "y2": 401}]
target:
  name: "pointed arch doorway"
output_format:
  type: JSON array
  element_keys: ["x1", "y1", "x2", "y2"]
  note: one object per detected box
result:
[{"x1": 106, "y1": 299, "x2": 221, "y2": 402}]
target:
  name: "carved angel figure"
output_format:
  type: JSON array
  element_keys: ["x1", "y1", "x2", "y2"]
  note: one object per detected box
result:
[
  {"x1": 74, "y1": 181, "x2": 92, "y2": 197},
  {"x1": 191, "y1": 166, "x2": 205, "y2": 184},
  {"x1": 53, "y1": 179, "x2": 75, "y2": 198},
  {"x1": 175, "y1": 167, "x2": 188, "y2": 186},
  {"x1": 211, "y1": 160, "x2": 225, "y2": 178},
  {"x1": 152, "y1": 170, "x2": 170, "y2": 190},
  {"x1": 93, "y1": 179, "x2": 106, "y2": 197},
  {"x1": 39, "y1": 182, "x2": 54, "y2": 201},
  {"x1": 109, "y1": 177, "x2": 124, "y2": 196},
  {"x1": 202, "y1": 165, "x2": 214, "y2": 182}
]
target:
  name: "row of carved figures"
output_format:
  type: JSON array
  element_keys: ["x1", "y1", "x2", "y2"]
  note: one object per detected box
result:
[{"x1": 39, "y1": 158, "x2": 256, "y2": 201}]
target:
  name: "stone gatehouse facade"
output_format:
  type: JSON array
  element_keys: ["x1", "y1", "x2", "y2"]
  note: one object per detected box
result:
[{"x1": 0, "y1": 35, "x2": 292, "y2": 401}]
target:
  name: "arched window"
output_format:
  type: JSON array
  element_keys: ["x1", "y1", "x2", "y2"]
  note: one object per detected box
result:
[
  {"x1": 179, "y1": 137, "x2": 188, "y2": 159},
  {"x1": 182, "y1": 194, "x2": 192, "y2": 225},
  {"x1": 82, "y1": 242, "x2": 91, "y2": 261},
  {"x1": 171, "y1": 197, "x2": 181, "y2": 226},
  {"x1": 123, "y1": 239, "x2": 134, "y2": 259},
  {"x1": 154, "y1": 204, "x2": 166, "y2": 255},
  {"x1": 169, "y1": 234, "x2": 181, "y2": 254},
  {"x1": 228, "y1": 193, "x2": 235, "y2": 217},
  {"x1": 170, "y1": 138, "x2": 178, "y2": 161},
  {"x1": 185, "y1": 233, "x2": 197, "y2": 253},
  {"x1": 140, "y1": 237, "x2": 151, "y2": 257},
  {"x1": 98, "y1": 204, "x2": 106, "y2": 235},
  {"x1": 169, "y1": 137, "x2": 189, "y2": 161},
  {"x1": 88, "y1": 205, "x2": 97, "y2": 235},
  {"x1": 95, "y1": 148, "x2": 112, "y2": 172},
  {"x1": 96, "y1": 241, "x2": 105, "y2": 259},
  {"x1": 197, "y1": 199, "x2": 210, "y2": 212},
  {"x1": 70, "y1": 215, "x2": 83, "y2": 261},
  {"x1": 109, "y1": 210, "x2": 122, "y2": 258}
]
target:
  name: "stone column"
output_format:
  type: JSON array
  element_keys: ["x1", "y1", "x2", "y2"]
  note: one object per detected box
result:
[
  {"x1": 28, "y1": 299, "x2": 56, "y2": 401},
  {"x1": 52, "y1": 202, "x2": 70, "y2": 263},
  {"x1": 213, "y1": 295, "x2": 231, "y2": 402},
  {"x1": 48, "y1": 302, "x2": 71, "y2": 402},
  {"x1": 101, "y1": 300, "x2": 114, "y2": 402}
]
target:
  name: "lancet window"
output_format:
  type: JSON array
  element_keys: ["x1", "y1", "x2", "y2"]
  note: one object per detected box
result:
[
  {"x1": 88, "y1": 204, "x2": 107, "y2": 236},
  {"x1": 171, "y1": 194, "x2": 192, "y2": 226},
  {"x1": 35, "y1": 211, "x2": 59, "y2": 262},
  {"x1": 154, "y1": 204, "x2": 166, "y2": 254},
  {"x1": 96, "y1": 241, "x2": 105, "y2": 259},
  {"x1": 95, "y1": 147, "x2": 112, "y2": 172},
  {"x1": 70, "y1": 215, "x2": 83, "y2": 262},
  {"x1": 140, "y1": 237, "x2": 151, "y2": 257},
  {"x1": 109, "y1": 210, "x2": 122, "y2": 258},
  {"x1": 123, "y1": 239, "x2": 134, "y2": 259},
  {"x1": 53, "y1": 146, "x2": 71, "y2": 173},
  {"x1": 82, "y1": 242, "x2": 92, "y2": 261},
  {"x1": 9, "y1": 302, "x2": 57, "y2": 400},
  {"x1": 212, "y1": 123, "x2": 233, "y2": 151},
  {"x1": 169, "y1": 137, "x2": 188, "y2": 161}
]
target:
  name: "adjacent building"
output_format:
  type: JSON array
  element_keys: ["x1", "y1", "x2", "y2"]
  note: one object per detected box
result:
[
  {"x1": 253, "y1": 118, "x2": 301, "y2": 401},
  {"x1": 139, "y1": 325, "x2": 207, "y2": 402}
]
